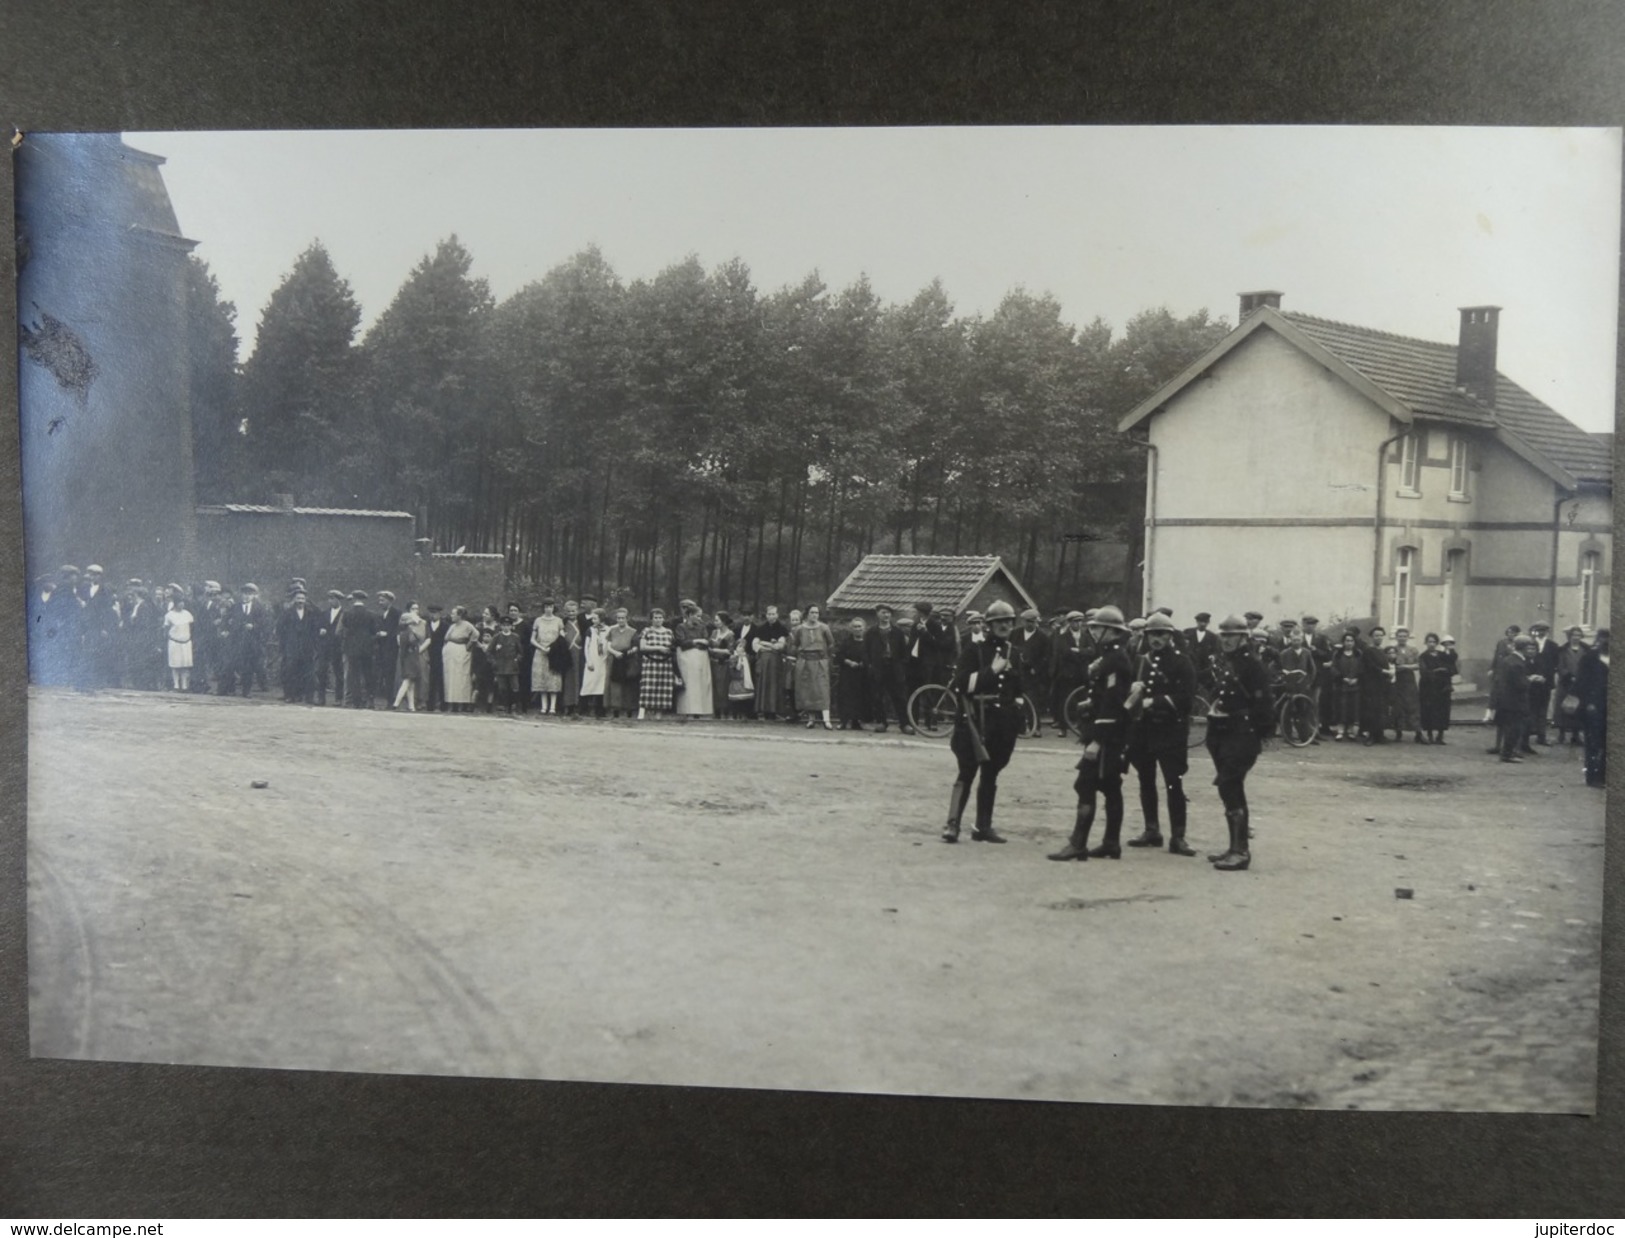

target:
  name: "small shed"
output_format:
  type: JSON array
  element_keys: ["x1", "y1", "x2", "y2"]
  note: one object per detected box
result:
[{"x1": 825, "y1": 554, "x2": 1040, "y2": 629}]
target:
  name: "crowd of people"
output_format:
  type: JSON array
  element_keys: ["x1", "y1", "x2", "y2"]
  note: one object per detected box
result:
[
  {"x1": 29, "y1": 563, "x2": 1609, "y2": 803},
  {"x1": 28, "y1": 562, "x2": 1608, "y2": 876}
]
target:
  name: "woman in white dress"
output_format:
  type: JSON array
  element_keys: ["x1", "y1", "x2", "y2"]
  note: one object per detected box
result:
[
  {"x1": 529, "y1": 599, "x2": 565, "y2": 714},
  {"x1": 442, "y1": 605, "x2": 478, "y2": 712},
  {"x1": 578, "y1": 609, "x2": 610, "y2": 718},
  {"x1": 162, "y1": 591, "x2": 194, "y2": 691},
  {"x1": 673, "y1": 598, "x2": 714, "y2": 718}
]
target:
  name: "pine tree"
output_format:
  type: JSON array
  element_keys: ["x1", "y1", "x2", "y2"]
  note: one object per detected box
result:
[
  {"x1": 184, "y1": 255, "x2": 241, "y2": 503},
  {"x1": 237, "y1": 242, "x2": 362, "y2": 502}
]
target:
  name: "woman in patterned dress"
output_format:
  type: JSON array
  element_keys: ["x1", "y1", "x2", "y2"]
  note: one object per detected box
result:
[
  {"x1": 791, "y1": 604, "x2": 834, "y2": 730},
  {"x1": 1392, "y1": 626, "x2": 1423, "y2": 742},
  {"x1": 637, "y1": 608, "x2": 679, "y2": 719},
  {"x1": 529, "y1": 599, "x2": 564, "y2": 715}
]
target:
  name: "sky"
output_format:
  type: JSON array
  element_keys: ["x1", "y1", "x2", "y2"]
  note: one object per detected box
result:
[{"x1": 127, "y1": 126, "x2": 1622, "y2": 432}]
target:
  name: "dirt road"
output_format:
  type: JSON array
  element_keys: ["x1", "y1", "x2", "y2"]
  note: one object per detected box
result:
[{"x1": 26, "y1": 688, "x2": 1604, "y2": 1111}]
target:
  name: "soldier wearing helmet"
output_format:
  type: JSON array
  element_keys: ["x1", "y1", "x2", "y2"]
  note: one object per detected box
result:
[
  {"x1": 1203, "y1": 613, "x2": 1275, "y2": 871},
  {"x1": 1048, "y1": 605, "x2": 1135, "y2": 861},
  {"x1": 1124, "y1": 611, "x2": 1199, "y2": 856},
  {"x1": 940, "y1": 599, "x2": 1024, "y2": 844}
]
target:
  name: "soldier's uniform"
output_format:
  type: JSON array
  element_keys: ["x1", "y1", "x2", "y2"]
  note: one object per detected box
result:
[
  {"x1": 1124, "y1": 614, "x2": 1198, "y2": 855},
  {"x1": 1205, "y1": 614, "x2": 1275, "y2": 871},
  {"x1": 1048, "y1": 607, "x2": 1134, "y2": 861},
  {"x1": 941, "y1": 600, "x2": 1024, "y2": 844}
]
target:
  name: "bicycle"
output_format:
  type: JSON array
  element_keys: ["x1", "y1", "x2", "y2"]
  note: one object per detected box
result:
[
  {"x1": 906, "y1": 682, "x2": 957, "y2": 737},
  {"x1": 908, "y1": 683, "x2": 1041, "y2": 740},
  {"x1": 1273, "y1": 671, "x2": 1318, "y2": 747},
  {"x1": 1186, "y1": 693, "x2": 1211, "y2": 749}
]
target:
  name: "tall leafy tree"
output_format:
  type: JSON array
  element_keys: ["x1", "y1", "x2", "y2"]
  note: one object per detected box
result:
[
  {"x1": 237, "y1": 242, "x2": 362, "y2": 502},
  {"x1": 184, "y1": 255, "x2": 241, "y2": 503},
  {"x1": 359, "y1": 236, "x2": 495, "y2": 538}
]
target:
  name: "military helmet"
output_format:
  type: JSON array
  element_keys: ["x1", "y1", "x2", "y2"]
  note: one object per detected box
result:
[
  {"x1": 1090, "y1": 605, "x2": 1129, "y2": 632},
  {"x1": 1143, "y1": 612, "x2": 1178, "y2": 634},
  {"x1": 1218, "y1": 613, "x2": 1250, "y2": 634},
  {"x1": 1128, "y1": 616, "x2": 1147, "y2": 631},
  {"x1": 984, "y1": 599, "x2": 1017, "y2": 622}
]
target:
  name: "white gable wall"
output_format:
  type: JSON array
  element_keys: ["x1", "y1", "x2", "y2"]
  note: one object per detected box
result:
[{"x1": 1144, "y1": 327, "x2": 1393, "y2": 622}]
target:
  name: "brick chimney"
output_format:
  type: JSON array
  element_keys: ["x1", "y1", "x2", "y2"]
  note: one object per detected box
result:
[
  {"x1": 1456, "y1": 306, "x2": 1501, "y2": 407},
  {"x1": 1239, "y1": 290, "x2": 1283, "y2": 319}
]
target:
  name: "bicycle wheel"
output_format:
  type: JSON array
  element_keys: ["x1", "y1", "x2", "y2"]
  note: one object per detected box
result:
[
  {"x1": 1063, "y1": 684, "x2": 1090, "y2": 734},
  {"x1": 907, "y1": 683, "x2": 958, "y2": 738},
  {"x1": 1281, "y1": 692, "x2": 1318, "y2": 747},
  {"x1": 1016, "y1": 695, "x2": 1039, "y2": 739},
  {"x1": 1186, "y1": 694, "x2": 1211, "y2": 749}
]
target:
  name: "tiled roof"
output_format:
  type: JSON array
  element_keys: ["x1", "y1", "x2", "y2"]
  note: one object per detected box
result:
[
  {"x1": 1284, "y1": 312, "x2": 1612, "y2": 484},
  {"x1": 826, "y1": 554, "x2": 1035, "y2": 612},
  {"x1": 199, "y1": 504, "x2": 414, "y2": 518}
]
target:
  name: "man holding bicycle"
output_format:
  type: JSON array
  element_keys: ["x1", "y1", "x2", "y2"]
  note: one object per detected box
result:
[{"x1": 1124, "y1": 612, "x2": 1198, "y2": 856}]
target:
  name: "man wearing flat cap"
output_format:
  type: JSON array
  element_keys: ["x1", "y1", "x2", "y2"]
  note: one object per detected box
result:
[
  {"x1": 339, "y1": 590, "x2": 378, "y2": 708},
  {"x1": 119, "y1": 578, "x2": 160, "y2": 689},
  {"x1": 278, "y1": 587, "x2": 319, "y2": 703},
  {"x1": 1183, "y1": 612, "x2": 1219, "y2": 683},
  {"x1": 35, "y1": 566, "x2": 82, "y2": 686},
  {"x1": 1527, "y1": 622, "x2": 1559, "y2": 745},
  {"x1": 77, "y1": 563, "x2": 120, "y2": 690},
  {"x1": 374, "y1": 591, "x2": 402, "y2": 707},
  {"x1": 863, "y1": 604, "x2": 913, "y2": 734},
  {"x1": 221, "y1": 582, "x2": 270, "y2": 698},
  {"x1": 1494, "y1": 635, "x2": 1535, "y2": 762},
  {"x1": 1049, "y1": 610, "x2": 1092, "y2": 736},
  {"x1": 1009, "y1": 607, "x2": 1051, "y2": 735},
  {"x1": 315, "y1": 589, "x2": 347, "y2": 706}
]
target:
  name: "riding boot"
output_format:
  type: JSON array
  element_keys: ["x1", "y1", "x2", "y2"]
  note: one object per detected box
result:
[
  {"x1": 1047, "y1": 802, "x2": 1093, "y2": 860},
  {"x1": 970, "y1": 812, "x2": 1006, "y2": 844},
  {"x1": 1127, "y1": 780, "x2": 1162, "y2": 847},
  {"x1": 1208, "y1": 807, "x2": 1240, "y2": 863},
  {"x1": 1214, "y1": 807, "x2": 1251, "y2": 871},
  {"x1": 942, "y1": 780, "x2": 968, "y2": 843},
  {"x1": 1088, "y1": 794, "x2": 1123, "y2": 859},
  {"x1": 1167, "y1": 783, "x2": 1195, "y2": 855}
]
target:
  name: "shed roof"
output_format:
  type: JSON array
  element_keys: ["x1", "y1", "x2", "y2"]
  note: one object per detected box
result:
[
  {"x1": 198, "y1": 504, "x2": 414, "y2": 519},
  {"x1": 1119, "y1": 306, "x2": 1612, "y2": 487},
  {"x1": 826, "y1": 554, "x2": 1038, "y2": 614}
]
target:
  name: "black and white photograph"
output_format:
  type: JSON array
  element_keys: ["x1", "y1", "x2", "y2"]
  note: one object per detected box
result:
[{"x1": 16, "y1": 125, "x2": 1617, "y2": 1115}]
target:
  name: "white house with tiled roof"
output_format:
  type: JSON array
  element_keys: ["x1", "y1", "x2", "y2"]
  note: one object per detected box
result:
[{"x1": 1119, "y1": 292, "x2": 1612, "y2": 683}]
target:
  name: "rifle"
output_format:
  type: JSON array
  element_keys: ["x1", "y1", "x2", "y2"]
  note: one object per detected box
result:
[{"x1": 958, "y1": 689, "x2": 992, "y2": 764}]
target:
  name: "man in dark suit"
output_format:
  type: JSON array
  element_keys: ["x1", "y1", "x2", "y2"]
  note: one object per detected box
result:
[
  {"x1": 1576, "y1": 628, "x2": 1609, "y2": 787},
  {"x1": 1009, "y1": 607, "x2": 1051, "y2": 736},
  {"x1": 906, "y1": 600, "x2": 953, "y2": 695},
  {"x1": 1049, "y1": 610, "x2": 1092, "y2": 735},
  {"x1": 277, "y1": 587, "x2": 319, "y2": 703},
  {"x1": 37, "y1": 566, "x2": 83, "y2": 686},
  {"x1": 425, "y1": 604, "x2": 451, "y2": 712},
  {"x1": 1526, "y1": 622, "x2": 1560, "y2": 745},
  {"x1": 1182, "y1": 611, "x2": 1220, "y2": 685},
  {"x1": 119, "y1": 579, "x2": 160, "y2": 689},
  {"x1": 1485, "y1": 624, "x2": 1521, "y2": 753},
  {"x1": 315, "y1": 588, "x2": 347, "y2": 705},
  {"x1": 77, "y1": 563, "x2": 120, "y2": 690},
  {"x1": 1495, "y1": 636, "x2": 1535, "y2": 762},
  {"x1": 225, "y1": 582, "x2": 271, "y2": 698},
  {"x1": 339, "y1": 590, "x2": 381, "y2": 708},
  {"x1": 373, "y1": 590, "x2": 402, "y2": 706},
  {"x1": 507, "y1": 603, "x2": 531, "y2": 714},
  {"x1": 1301, "y1": 614, "x2": 1335, "y2": 729},
  {"x1": 863, "y1": 603, "x2": 914, "y2": 734}
]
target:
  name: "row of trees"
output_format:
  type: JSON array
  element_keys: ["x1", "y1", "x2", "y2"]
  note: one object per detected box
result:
[{"x1": 186, "y1": 239, "x2": 1230, "y2": 612}]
